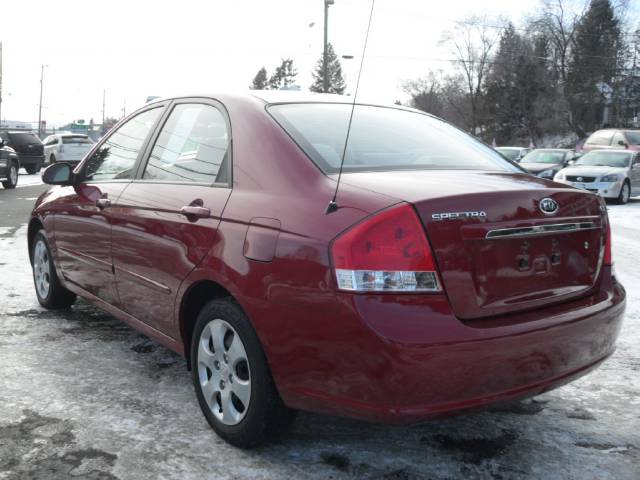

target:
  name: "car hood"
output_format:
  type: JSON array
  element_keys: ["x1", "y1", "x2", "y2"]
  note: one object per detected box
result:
[
  {"x1": 519, "y1": 162, "x2": 563, "y2": 174},
  {"x1": 332, "y1": 169, "x2": 563, "y2": 203},
  {"x1": 560, "y1": 165, "x2": 626, "y2": 178}
]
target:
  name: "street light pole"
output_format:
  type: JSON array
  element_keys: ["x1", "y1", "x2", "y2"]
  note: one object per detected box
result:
[
  {"x1": 323, "y1": 0, "x2": 334, "y2": 93},
  {"x1": 37, "y1": 64, "x2": 47, "y2": 137}
]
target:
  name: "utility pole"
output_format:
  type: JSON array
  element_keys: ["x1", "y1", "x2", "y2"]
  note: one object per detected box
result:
[
  {"x1": 0, "y1": 42, "x2": 3, "y2": 126},
  {"x1": 101, "y1": 89, "x2": 106, "y2": 127},
  {"x1": 323, "y1": 0, "x2": 334, "y2": 93},
  {"x1": 37, "y1": 64, "x2": 48, "y2": 136}
]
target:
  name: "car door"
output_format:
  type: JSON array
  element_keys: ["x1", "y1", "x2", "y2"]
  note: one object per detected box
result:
[
  {"x1": 54, "y1": 105, "x2": 166, "y2": 303},
  {"x1": 110, "y1": 99, "x2": 232, "y2": 335}
]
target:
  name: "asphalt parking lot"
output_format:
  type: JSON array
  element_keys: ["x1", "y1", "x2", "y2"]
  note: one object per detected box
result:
[{"x1": 0, "y1": 182, "x2": 638, "y2": 479}]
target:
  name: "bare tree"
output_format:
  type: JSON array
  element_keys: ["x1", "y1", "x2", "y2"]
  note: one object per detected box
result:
[
  {"x1": 531, "y1": 0, "x2": 585, "y2": 133},
  {"x1": 441, "y1": 15, "x2": 503, "y2": 135}
]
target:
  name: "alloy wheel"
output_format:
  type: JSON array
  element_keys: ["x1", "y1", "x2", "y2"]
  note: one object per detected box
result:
[
  {"x1": 9, "y1": 165, "x2": 17, "y2": 185},
  {"x1": 622, "y1": 183, "x2": 630, "y2": 203},
  {"x1": 197, "y1": 318, "x2": 251, "y2": 425},
  {"x1": 34, "y1": 240, "x2": 51, "y2": 299}
]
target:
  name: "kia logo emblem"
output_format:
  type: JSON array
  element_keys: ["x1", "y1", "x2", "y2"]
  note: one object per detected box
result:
[
  {"x1": 539, "y1": 198, "x2": 559, "y2": 215},
  {"x1": 577, "y1": 176, "x2": 583, "y2": 182}
]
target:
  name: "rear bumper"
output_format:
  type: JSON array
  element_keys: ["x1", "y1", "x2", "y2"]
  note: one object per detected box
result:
[
  {"x1": 17, "y1": 154, "x2": 44, "y2": 167},
  {"x1": 276, "y1": 267, "x2": 626, "y2": 423}
]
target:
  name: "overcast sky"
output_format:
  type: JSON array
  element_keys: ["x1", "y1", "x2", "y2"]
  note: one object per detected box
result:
[{"x1": 1, "y1": 0, "x2": 637, "y2": 127}]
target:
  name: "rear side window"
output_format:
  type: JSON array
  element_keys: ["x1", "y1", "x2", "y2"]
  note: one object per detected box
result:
[
  {"x1": 586, "y1": 130, "x2": 613, "y2": 146},
  {"x1": 7, "y1": 132, "x2": 41, "y2": 145},
  {"x1": 268, "y1": 103, "x2": 519, "y2": 173},
  {"x1": 84, "y1": 108, "x2": 161, "y2": 181},
  {"x1": 62, "y1": 135, "x2": 93, "y2": 144},
  {"x1": 142, "y1": 103, "x2": 230, "y2": 184}
]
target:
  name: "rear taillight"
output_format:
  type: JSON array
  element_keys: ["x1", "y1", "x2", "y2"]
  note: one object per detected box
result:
[
  {"x1": 603, "y1": 219, "x2": 613, "y2": 266},
  {"x1": 331, "y1": 203, "x2": 441, "y2": 292}
]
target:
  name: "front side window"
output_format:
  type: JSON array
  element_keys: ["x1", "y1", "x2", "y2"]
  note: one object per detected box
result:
[
  {"x1": 84, "y1": 108, "x2": 161, "y2": 181},
  {"x1": 612, "y1": 132, "x2": 626, "y2": 147},
  {"x1": 586, "y1": 130, "x2": 613, "y2": 146},
  {"x1": 269, "y1": 103, "x2": 520, "y2": 173},
  {"x1": 142, "y1": 103, "x2": 229, "y2": 184}
]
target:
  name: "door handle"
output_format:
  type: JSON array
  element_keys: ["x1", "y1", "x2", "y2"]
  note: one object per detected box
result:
[
  {"x1": 96, "y1": 197, "x2": 111, "y2": 209},
  {"x1": 180, "y1": 205, "x2": 210, "y2": 218}
]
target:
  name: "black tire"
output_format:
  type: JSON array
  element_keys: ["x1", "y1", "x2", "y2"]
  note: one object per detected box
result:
[
  {"x1": 2, "y1": 162, "x2": 18, "y2": 189},
  {"x1": 26, "y1": 162, "x2": 42, "y2": 174},
  {"x1": 49, "y1": 154, "x2": 56, "y2": 164},
  {"x1": 616, "y1": 180, "x2": 631, "y2": 205},
  {"x1": 190, "y1": 299, "x2": 294, "y2": 448},
  {"x1": 31, "y1": 230, "x2": 76, "y2": 309}
]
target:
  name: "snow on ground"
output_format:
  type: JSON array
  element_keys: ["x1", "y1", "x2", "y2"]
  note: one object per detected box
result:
[
  {"x1": 16, "y1": 170, "x2": 43, "y2": 188},
  {"x1": 0, "y1": 201, "x2": 638, "y2": 479}
]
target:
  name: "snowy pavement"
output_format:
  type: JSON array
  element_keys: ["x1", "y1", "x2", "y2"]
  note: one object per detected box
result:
[
  {"x1": 16, "y1": 170, "x2": 43, "y2": 188},
  {"x1": 0, "y1": 200, "x2": 638, "y2": 479}
]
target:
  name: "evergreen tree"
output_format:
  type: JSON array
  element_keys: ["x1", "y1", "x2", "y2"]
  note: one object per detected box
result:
[
  {"x1": 250, "y1": 67, "x2": 268, "y2": 90},
  {"x1": 567, "y1": 0, "x2": 621, "y2": 134},
  {"x1": 268, "y1": 59, "x2": 298, "y2": 90},
  {"x1": 310, "y1": 43, "x2": 346, "y2": 94},
  {"x1": 485, "y1": 24, "x2": 545, "y2": 142}
]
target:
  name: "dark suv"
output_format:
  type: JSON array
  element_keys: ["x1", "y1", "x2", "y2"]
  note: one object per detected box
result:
[
  {"x1": 0, "y1": 131, "x2": 44, "y2": 174},
  {"x1": 0, "y1": 138, "x2": 20, "y2": 189}
]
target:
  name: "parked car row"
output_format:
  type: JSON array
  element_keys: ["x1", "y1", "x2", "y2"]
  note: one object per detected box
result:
[
  {"x1": 496, "y1": 128, "x2": 640, "y2": 203},
  {"x1": 0, "y1": 131, "x2": 95, "y2": 189}
]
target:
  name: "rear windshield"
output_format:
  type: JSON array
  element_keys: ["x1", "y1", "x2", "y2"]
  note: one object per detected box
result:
[
  {"x1": 624, "y1": 131, "x2": 640, "y2": 145},
  {"x1": 268, "y1": 103, "x2": 520, "y2": 174},
  {"x1": 496, "y1": 148, "x2": 521, "y2": 161},
  {"x1": 521, "y1": 150, "x2": 567, "y2": 164},
  {"x1": 575, "y1": 151, "x2": 632, "y2": 168},
  {"x1": 7, "y1": 132, "x2": 40, "y2": 145},
  {"x1": 62, "y1": 135, "x2": 93, "y2": 144}
]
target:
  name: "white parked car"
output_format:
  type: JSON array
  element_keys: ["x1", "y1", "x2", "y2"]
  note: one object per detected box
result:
[
  {"x1": 43, "y1": 133, "x2": 94, "y2": 165},
  {"x1": 554, "y1": 150, "x2": 640, "y2": 204}
]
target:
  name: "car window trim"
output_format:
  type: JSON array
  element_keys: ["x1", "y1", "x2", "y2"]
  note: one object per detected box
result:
[
  {"x1": 133, "y1": 97, "x2": 233, "y2": 189},
  {"x1": 75, "y1": 102, "x2": 169, "y2": 184}
]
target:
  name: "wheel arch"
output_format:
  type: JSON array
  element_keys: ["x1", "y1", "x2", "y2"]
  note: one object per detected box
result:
[
  {"x1": 179, "y1": 279, "x2": 236, "y2": 370},
  {"x1": 27, "y1": 217, "x2": 44, "y2": 265}
]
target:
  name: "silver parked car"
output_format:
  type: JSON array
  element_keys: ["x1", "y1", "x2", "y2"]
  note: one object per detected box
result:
[{"x1": 554, "y1": 150, "x2": 640, "y2": 204}]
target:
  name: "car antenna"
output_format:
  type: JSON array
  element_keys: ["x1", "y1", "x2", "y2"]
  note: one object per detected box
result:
[{"x1": 325, "y1": 0, "x2": 376, "y2": 215}]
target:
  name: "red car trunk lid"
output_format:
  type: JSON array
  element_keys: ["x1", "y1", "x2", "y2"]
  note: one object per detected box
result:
[{"x1": 416, "y1": 190, "x2": 604, "y2": 319}]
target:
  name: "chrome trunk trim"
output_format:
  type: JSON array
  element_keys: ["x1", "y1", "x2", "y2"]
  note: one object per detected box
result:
[{"x1": 486, "y1": 222, "x2": 598, "y2": 239}]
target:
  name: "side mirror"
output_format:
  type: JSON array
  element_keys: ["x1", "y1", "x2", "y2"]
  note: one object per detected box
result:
[
  {"x1": 618, "y1": 140, "x2": 628, "y2": 148},
  {"x1": 568, "y1": 160, "x2": 576, "y2": 166},
  {"x1": 0, "y1": 138, "x2": 4, "y2": 147},
  {"x1": 42, "y1": 162, "x2": 74, "y2": 185}
]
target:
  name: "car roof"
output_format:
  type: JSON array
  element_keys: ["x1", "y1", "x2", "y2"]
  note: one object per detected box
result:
[
  {"x1": 531, "y1": 148, "x2": 570, "y2": 151},
  {"x1": 583, "y1": 149, "x2": 634, "y2": 155},
  {"x1": 146, "y1": 91, "x2": 421, "y2": 113},
  {"x1": 496, "y1": 147, "x2": 527, "y2": 150}
]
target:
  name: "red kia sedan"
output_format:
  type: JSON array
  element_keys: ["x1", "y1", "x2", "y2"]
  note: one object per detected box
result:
[{"x1": 30, "y1": 92, "x2": 626, "y2": 448}]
